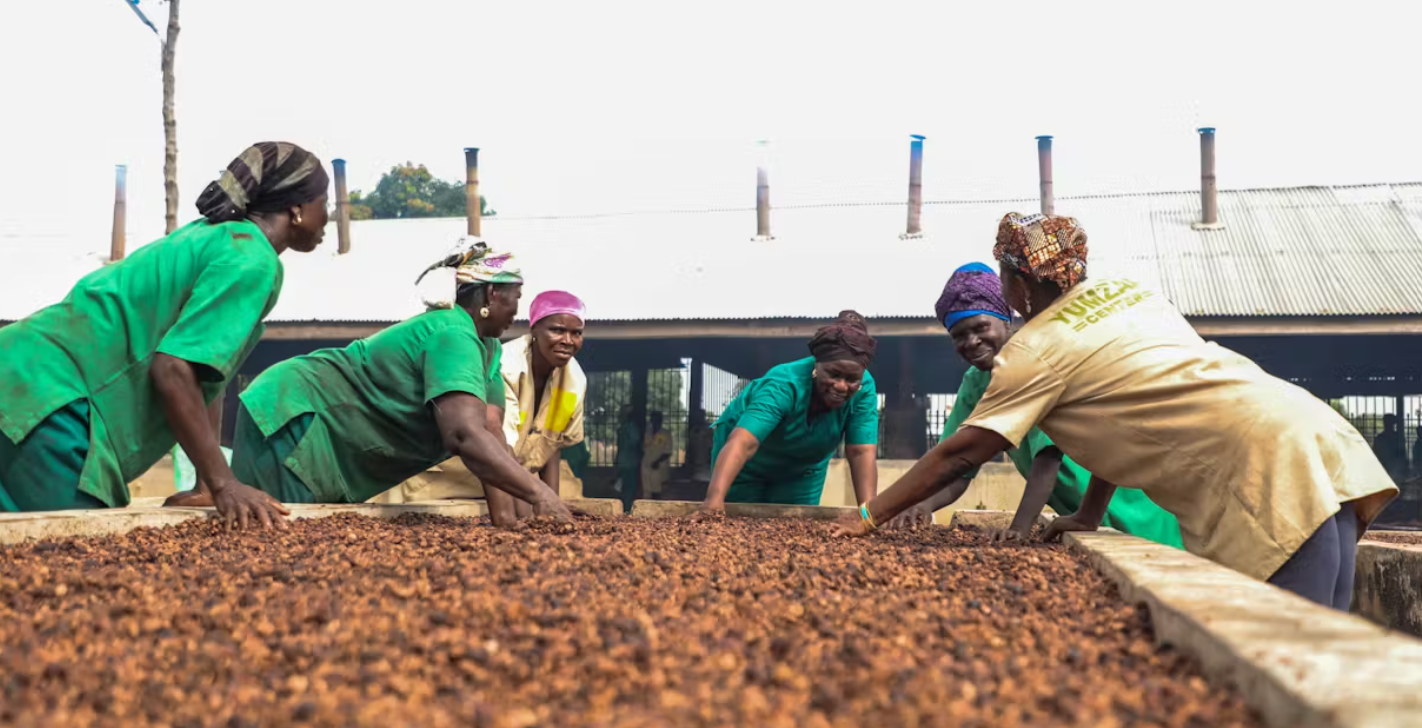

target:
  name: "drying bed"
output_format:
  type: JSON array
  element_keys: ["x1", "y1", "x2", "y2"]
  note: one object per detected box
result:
[
  {"x1": 0, "y1": 514, "x2": 1261, "y2": 728},
  {"x1": 1365, "y1": 531, "x2": 1422, "y2": 546}
]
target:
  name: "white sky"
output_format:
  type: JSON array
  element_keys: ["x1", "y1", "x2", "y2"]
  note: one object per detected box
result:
[{"x1": 2, "y1": 0, "x2": 1419, "y2": 253}]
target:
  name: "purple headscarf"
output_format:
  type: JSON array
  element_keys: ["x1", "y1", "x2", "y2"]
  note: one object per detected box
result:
[{"x1": 934, "y1": 262, "x2": 1011, "y2": 330}]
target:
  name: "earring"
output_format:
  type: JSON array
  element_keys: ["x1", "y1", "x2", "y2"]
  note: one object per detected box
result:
[
  {"x1": 812, "y1": 369, "x2": 819, "y2": 379},
  {"x1": 479, "y1": 307, "x2": 491, "y2": 319},
  {"x1": 1024, "y1": 298, "x2": 1033, "y2": 316},
  {"x1": 295, "y1": 213, "x2": 303, "y2": 224}
]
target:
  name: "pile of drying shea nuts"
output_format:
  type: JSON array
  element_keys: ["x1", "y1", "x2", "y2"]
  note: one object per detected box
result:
[{"x1": 0, "y1": 514, "x2": 1263, "y2": 728}]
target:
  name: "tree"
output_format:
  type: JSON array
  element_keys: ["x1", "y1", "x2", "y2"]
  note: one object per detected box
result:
[
  {"x1": 348, "y1": 163, "x2": 495, "y2": 220},
  {"x1": 161, "y1": 0, "x2": 179, "y2": 233},
  {"x1": 117, "y1": 0, "x2": 179, "y2": 233}
]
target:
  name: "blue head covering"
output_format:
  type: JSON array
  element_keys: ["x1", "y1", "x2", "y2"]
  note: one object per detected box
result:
[{"x1": 934, "y1": 262, "x2": 1012, "y2": 330}]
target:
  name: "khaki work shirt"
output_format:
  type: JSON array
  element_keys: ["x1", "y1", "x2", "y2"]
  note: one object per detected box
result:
[{"x1": 962, "y1": 276, "x2": 1397, "y2": 581}]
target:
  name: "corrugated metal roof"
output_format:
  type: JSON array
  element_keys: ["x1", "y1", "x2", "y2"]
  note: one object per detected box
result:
[{"x1": 5, "y1": 182, "x2": 1422, "y2": 323}]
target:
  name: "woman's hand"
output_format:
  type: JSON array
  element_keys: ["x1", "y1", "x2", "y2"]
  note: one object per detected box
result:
[
  {"x1": 989, "y1": 527, "x2": 1029, "y2": 544},
  {"x1": 689, "y1": 501, "x2": 726, "y2": 523},
  {"x1": 210, "y1": 479, "x2": 290, "y2": 530},
  {"x1": 163, "y1": 486, "x2": 214, "y2": 508},
  {"x1": 1041, "y1": 513, "x2": 1098, "y2": 542},
  {"x1": 885, "y1": 503, "x2": 934, "y2": 531},
  {"x1": 830, "y1": 511, "x2": 875, "y2": 538},
  {"x1": 532, "y1": 492, "x2": 575, "y2": 522}
]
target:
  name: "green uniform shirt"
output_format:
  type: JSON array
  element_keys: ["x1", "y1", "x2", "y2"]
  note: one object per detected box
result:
[
  {"x1": 713, "y1": 358, "x2": 878, "y2": 502},
  {"x1": 0, "y1": 219, "x2": 283, "y2": 506},
  {"x1": 944, "y1": 366, "x2": 1182, "y2": 547},
  {"x1": 616, "y1": 421, "x2": 642, "y2": 470},
  {"x1": 238, "y1": 308, "x2": 504, "y2": 503}
]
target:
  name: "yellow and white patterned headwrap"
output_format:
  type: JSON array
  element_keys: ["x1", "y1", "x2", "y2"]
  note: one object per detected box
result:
[{"x1": 415, "y1": 238, "x2": 523, "y2": 309}]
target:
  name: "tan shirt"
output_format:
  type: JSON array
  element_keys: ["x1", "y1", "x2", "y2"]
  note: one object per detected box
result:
[
  {"x1": 500, "y1": 335, "x2": 586, "y2": 472},
  {"x1": 641, "y1": 430, "x2": 673, "y2": 494},
  {"x1": 963, "y1": 276, "x2": 1397, "y2": 581}
]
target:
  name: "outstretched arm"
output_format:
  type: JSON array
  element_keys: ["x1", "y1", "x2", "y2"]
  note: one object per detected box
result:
[
  {"x1": 433, "y1": 392, "x2": 571, "y2": 522},
  {"x1": 480, "y1": 403, "x2": 525, "y2": 526},
  {"x1": 152, "y1": 354, "x2": 288, "y2": 529},
  {"x1": 1044, "y1": 474, "x2": 1117, "y2": 542},
  {"x1": 844, "y1": 443, "x2": 878, "y2": 505},
  {"x1": 835, "y1": 426, "x2": 1009, "y2": 535},
  {"x1": 885, "y1": 476, "x2": 971, "y2": 530},
  {"x1": 995, "y1": 447, "x2": 1064, "y2": 542},
  {"x1": 698, "y1": 427, "x2": 760, "y2": 513}
]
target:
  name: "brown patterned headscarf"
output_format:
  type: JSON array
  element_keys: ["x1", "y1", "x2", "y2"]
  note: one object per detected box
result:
[
  {"x1": 808, "y1": 310, "x2": 877, "y2": 367},
  {"x1": 993, "y1": 212, "x2": 1089, "y2": 290},
  {"x1": 196, "y1": 142, "x2": 329, "y2": 223}
]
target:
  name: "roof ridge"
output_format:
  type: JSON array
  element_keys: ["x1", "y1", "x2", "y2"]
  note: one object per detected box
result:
[{"x1": 359, "y1": 181, "x2": 1422, "y2": 223}]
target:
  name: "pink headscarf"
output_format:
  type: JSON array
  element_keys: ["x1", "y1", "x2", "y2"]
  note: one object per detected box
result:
[{"x1": 529, "y1": 290, "x2": 587, "y2": 326}]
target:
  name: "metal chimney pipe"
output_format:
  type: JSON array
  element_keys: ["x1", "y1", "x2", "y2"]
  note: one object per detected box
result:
[
  {"x1": 755, "y1": 141, "x2": 771, "y2": 239},
  {"x1": 1036, "y1": 135, "x2": 1054, "y2": 216},
  {"x1": 332, "y1": 158, "x2": 352, "y2": 255},
  {"x1": 1198, "y1": 127, "x2": 1218, "y2": 226},
  {"x1": 905, "y1": 135, "x2": 925, "y2": 237},
  {"x1": 464, "y1": 147, "x2": 481, "y2": 237},
  {"x1": 109, "y1": 165, "x2": 127, "y2": 263}
]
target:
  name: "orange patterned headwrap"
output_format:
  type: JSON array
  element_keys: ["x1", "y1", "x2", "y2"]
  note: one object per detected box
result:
[{"x1": 993, "y1": 212, "x2": 1089, "y2": 290}]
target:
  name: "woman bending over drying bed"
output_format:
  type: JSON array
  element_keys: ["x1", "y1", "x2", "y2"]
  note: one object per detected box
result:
[
  {"x1": 837, "y1": 213, "x2": 1396, "y2": 611},
  {"x1": 886, "y1": 262, "x2": 1182, "y2": 548},
  {"x1": 375, "y1": 290, "x2": 589, "y2": 526},
  {"x1": 695, "y1": 312, "x2": 879, "y2": 515},
  {"x1": 213, "y1": 241, "x2": 573, "y2": 523},
  {"x1": 0, "y1": 142, "x2": 329, "y2": 528}
]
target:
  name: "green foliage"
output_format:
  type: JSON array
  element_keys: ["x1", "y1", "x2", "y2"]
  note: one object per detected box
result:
[{"x1": 345, "y1": 163, "x2": 496, "y2": 220}]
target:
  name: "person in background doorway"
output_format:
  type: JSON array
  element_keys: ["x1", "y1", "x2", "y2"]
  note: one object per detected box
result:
[
  {"x1": 565, "y1": 440, "x2": 592, "y2": 482},
  {"x1": 686, "y1": 409, "x2": 714, "y2": 482},
  {"x1": 617, "y1": 404, "x2": 643, "y2": 514},
  {"x1": 837, "y1": 212, "x2": 1395, "y2": 612},
  {"x1": 1373, "y1": 414, "x2": 1407, "y2": 482},
  {"x1": 886, "y1": 263, "x2": 1182, "y2": 548},
  {"x1": 225, "y1": 241, "x2": 573, "y2": 524},
  {"x1": 483, "y1": 291, "x2": 589, "y2": 523},
  {"x1": 1412, "y1": 424, "x2": 1422, "y2": 479},
  {"x1": 695, "y1": 311, "x2": 879, "y2": 514},
  {"x1": 642, "y1": 412, "x2": 673, "y2": 500},
  {"x1": 3, "y1": 142, "x2": 329, "y2": 528}
]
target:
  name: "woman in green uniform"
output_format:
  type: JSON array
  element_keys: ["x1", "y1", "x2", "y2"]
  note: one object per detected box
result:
[
  {"x1": 0, "y1": 142, "x2": 328, "y2": 528},
  {"x1": 696, "y1": 311, "x2": 880, "y2": 513},
  {"x1": 887, "y1": 263, "x2": 1182, "y2": 547},
  {"x1": 225, "y1": 241, "x2": 573, "y2": 523}
]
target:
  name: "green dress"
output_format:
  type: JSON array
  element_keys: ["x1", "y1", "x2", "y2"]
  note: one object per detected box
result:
[
  {"x1": 0, "y1": 219, "x2": 283, "y2": 510},
  {"x1": 711, "y1": 357, "x2": 879, "y2": 505},
  {"x1": 232, "y1": 308, "x2": 504, "y2": 504},
  {"x1": 616, "y1": 420, "x2": 642, "y2": 511},
  {"x1": 945, "y1": 366, "x2": 1183, "y2": 547}
]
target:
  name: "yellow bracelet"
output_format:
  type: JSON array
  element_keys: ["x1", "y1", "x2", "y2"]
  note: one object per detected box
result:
[{"x1": 860, "y1": 503, "x2": 878, "y2": 531}]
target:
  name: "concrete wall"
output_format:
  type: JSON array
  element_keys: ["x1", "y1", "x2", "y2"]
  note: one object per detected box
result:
[
  {"x1": 1354, "y1": 539, "x2": 1422, "y2": 637},
  {"x1": 820, "y1": 459, "x2": 1027, "y2": 524}
]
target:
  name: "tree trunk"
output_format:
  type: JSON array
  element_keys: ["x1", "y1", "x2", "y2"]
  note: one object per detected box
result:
[{"x1": 162, "y1": 0, "x2": 180, "y2": 234}]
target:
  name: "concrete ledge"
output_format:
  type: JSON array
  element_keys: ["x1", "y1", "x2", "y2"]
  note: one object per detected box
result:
[
  {"x1": 0, "y1": 498, "x2": 622, "y2": 544},
  {"x1": 1069, "y1": 529, "x2": 1422, "y2": 728},
  {"x1": 629, "y1": 499, "x2": 857, "y2": 521},
  {"x1": 1355, "y1": 538, "x2": 1422, "y2": 637},
  {"x1": 0, "y1": 508, "x2": 209, "y2": 545}
]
